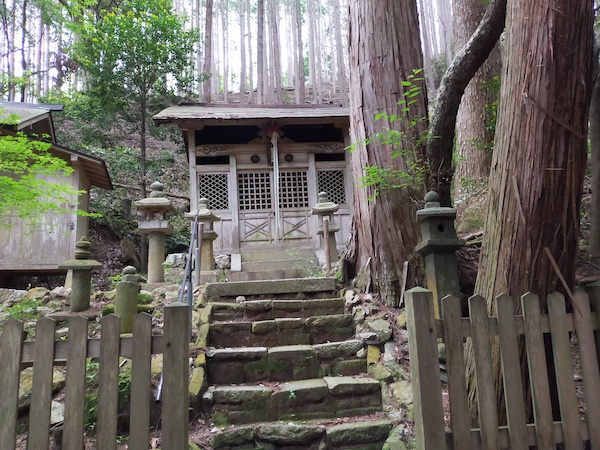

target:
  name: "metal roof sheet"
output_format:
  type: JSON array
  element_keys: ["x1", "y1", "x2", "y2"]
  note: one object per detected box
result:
[{"x1": 153, "y1": 104, "x2": 350, "y2": 125}]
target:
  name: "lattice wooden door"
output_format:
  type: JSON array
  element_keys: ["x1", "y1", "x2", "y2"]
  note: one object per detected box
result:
[{"x1": 237, "y1": 170, "x2": 311, "y2": 245}]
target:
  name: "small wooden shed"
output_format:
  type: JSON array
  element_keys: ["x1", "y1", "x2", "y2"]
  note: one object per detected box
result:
[
  {"x1": 153, "y1": 104, "x2": 352, "y2": 256},
  {"x1": 0, "y1": 101, "x2": 112, "y2": 287}
]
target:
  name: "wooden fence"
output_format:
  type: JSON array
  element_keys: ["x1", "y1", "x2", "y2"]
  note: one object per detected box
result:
[
  {"x1": 0, "y1": 302, "x2": 190, "y2": 450},
  {"x1": 405, "y1": 286, "x2": 600, "y2": 450}
]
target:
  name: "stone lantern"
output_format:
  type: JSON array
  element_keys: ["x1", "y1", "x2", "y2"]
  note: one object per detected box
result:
[
  {"x1": 312, "y1": 192, "x2": 340, "y2": 264},
  {"x1": 186, "y1": 198, "x2": 220, "y2": 281},
  {"x1": 415, "y1": 191, "x2": 465, "y2": 318},
  {"x1": 135, "y1": 181, "x2": 175, "y2": 284},
  {"x1": 59, "y1": 236, "x2": 102, "y2": 312}
]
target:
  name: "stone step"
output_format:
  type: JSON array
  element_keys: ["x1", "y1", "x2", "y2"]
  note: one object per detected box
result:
[
  {"x1": 226, "y1": 268, "x2": 302, "y2": 282},
  {"x1": 199, "y1": 277, "x2": 337, "y2": 304},
  {"x1": 211, "y1": 418, "x2": 393, "y2": 450},
  {"x1": 206, "y1": 340, "x2": 366, "y2": 384},
  {"x1": 240, "y1": 248, "x2": 318, "y2": 263},
  {"x1": 241, "y1": 258, "x2": 318, "y2": 272},
  {"x1": 210, "y1": 298, "x2": 345, "y2": 321},
  {"x1": 203, "y1": 376, "x2": 383, "y2": 426},
  {"x1": 208, "y1": 314, "x2": 354, "y2": 348}
]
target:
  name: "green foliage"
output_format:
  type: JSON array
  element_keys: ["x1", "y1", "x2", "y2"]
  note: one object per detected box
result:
[
  {"x1": 0, "y1": 130, "x2": 94, "y2": 225},
  {"x1": 69, "y1": 0, "x2": 201, "y2": 108},
  {"x1": 4, "y1": 297, "x2": 44, "y2": 320},
  {"x1": 347, "y1": 69, "x2": 430, "y2": 200},
  {"x1": 482, "y1": 75, "x2": 500, "y2": 141}
]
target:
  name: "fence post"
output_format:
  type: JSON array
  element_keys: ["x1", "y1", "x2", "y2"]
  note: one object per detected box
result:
[
  {"x1": 405, "y1": 287, "x2": 446, "y2": 450},
  {"x1": 0, "y1": 319, "x2": 24, "y2": 450},
  {"x1": 162, "y1": 302, "x2": 190, "y2": 450}
]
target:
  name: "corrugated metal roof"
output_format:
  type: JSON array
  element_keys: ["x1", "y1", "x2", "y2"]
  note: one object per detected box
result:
[
  {"x1": 153, "y1": 104, "x2": 350, "y2": 125},
  {"x1": 0, "y1": 101, "x2": 62, "y2": 141}
]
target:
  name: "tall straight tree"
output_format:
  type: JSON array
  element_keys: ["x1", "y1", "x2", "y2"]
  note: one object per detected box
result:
[
  {"x1": 202, "y1": 0, "x2": 214, "y2": 102},
  {"x1": 268, "y1": 0, "x2": 282, "y2": 103},
  {"x1": 256, "y1": 0, "x2": 265, "y2": 104},
  {"x1": 331, "y1": 0, "x2": 347, "y2": 106},
  {"x1": 293, "y1": 0, "x2": 304, "y2": 104},
  {"x1": 238, "y1": 0, "x2": 247, "y2": 104},
  {"x1": 347, "y1": 0, "x2": 428, "y2": 306},
  {"x1": 452, "y1": 0, "x2": 501, "y2": 202},
  {"x1": 471, "y1": 0, "x2": 594, "y2": 417},
  {"x1": 221, "y1": 0, "x2": 228, "y2": 102}
]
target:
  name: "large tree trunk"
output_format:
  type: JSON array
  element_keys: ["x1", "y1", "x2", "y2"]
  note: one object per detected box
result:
[
  {"x1": 346, "y1": 0, "x2": 428, "y2": 306},
  {"x1": 470, "y1": 0, "x2": 594, "y2": 421},
  {"x1": 452, "y1": 0, "x2": 502, "y2": 203}
]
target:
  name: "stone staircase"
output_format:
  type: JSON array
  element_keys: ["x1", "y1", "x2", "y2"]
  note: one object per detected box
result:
[
  {"x1": 227, "y1": 248, "x2": 321, "y2": 282},
  {"x1": 194, "y1": 277, "x2": 393, "y2": 450}
]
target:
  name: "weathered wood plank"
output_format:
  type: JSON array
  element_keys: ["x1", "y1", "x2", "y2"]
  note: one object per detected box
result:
[
  {"x1": 162, "y1": 303, "x2": 190, "y2": 450},
  {"x1": 445, "y1": 418, "x2": 592, "y2": 449},
  {"x1": 495, "y1": 294, "x2": 528, "y2": 450},
  {"x1": 547, "y1": 292, "x2": 583, "y2": 449},
  {"x1": 20, "y1": 334, "x2": 166, "y2": 367},
  {"x1": 0, "y1": 320, "x2": 24, "y2": 450},
  {"x1": 468, "y1": 295, "x2": 499, "y2": 450},
  {"x1": 586, "y1": 282, "x2": 600, "y2": 379},
  {"x1": 433, "y1": 312, "x2": 589, "y2": 339},
  {"x1": 405, "y1": 288, "x2": 446, "y2": 450},
  {"x1": 28, "y1": 317, "x2": 57, "y2": 450},
  {"x1": 521, "y1": 293, "x2": 555, "y2": 448},
  {"x1": 129, "y1": 313, "x2": 153, "y2": 450},
  {"x1": 97, "y1": 315, "x2": 121, "y2": 450},
  {"x1": 441, "y1": 295, "x2": 470, "y2": 449},
  {"x1": 572, "y1": 288, "x2": 600, "y2": 449},
  {"x1": 63, "y1": 316, "x2": 89, "y2": 450}
]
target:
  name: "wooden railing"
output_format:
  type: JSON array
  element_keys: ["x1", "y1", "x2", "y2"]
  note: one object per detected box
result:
[
  {"x1": 0, "y1": 303, "x2": 190, "y2": 450},
  {"x1": 405, "y1": 287, "x2": 600, "y2": 450}
]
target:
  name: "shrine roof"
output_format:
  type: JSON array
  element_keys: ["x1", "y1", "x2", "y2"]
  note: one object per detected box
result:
[{"x1": 153, "y1": 104, "x2": 349, "y2": 126}]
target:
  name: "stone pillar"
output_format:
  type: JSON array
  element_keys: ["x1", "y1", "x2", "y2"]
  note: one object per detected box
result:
[
  {"x1": 147, "y1": 232, "x2": 167, "y2": 283},
  {"x1": 186, "y1": 198, "x2": 220, "y2": 281},
  {"x1": 311, "y1": 192, "x2": 340, "y2": 264},
  {"x1": 135, "y1": 181, "x2": 175, "y2": 284},
  {"x1": 115, "y1": 266, "x2": 141, "y2": 333},
  {"x1": 59, "y1": 237, "x2": 102, "y2": 312},
  {"x1": 415, "y1": 191, "x2": 465, "y2": 318}
]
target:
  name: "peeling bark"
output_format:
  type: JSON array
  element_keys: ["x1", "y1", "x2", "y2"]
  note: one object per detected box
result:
[{"x1": 347, "y1": 0, "x2": 428, "y2": 307}]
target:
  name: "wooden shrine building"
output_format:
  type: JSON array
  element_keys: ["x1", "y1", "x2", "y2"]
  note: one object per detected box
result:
[
  {"x1": 0, "y1": 101, "x2": 112, "y2": 287},
  {"x1": 153, "y1": 104, "x2": 352, "y2": 258}
]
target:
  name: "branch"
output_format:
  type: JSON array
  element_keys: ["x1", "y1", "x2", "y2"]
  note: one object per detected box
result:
[{"x1": 426, "y1": 0, "x2": 507, "y2": 205}]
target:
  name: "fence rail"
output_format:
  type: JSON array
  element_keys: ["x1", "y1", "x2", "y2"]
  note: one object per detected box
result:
[
  {"x1": 406, "y1": 287, "x2": 600, "y2": 450},
  {"x1": 0, "y1": 303, "x2": 190, "y2": 450}
]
